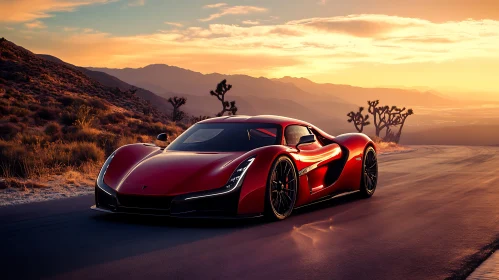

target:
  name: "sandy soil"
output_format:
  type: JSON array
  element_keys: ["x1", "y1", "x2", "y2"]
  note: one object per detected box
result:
[
  {"x1": 0, "y1": 170, "x2": 97, "y2": 207},
  {"x1": 0, "y1": 143, "x2": 413, "y2": 207}
]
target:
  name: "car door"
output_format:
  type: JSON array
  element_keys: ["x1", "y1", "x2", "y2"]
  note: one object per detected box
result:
[{"x1": 284, "y1": 125, "x2": 342, "y2": 194}]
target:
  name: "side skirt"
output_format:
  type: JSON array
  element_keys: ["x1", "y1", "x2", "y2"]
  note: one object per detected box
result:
[{"x1": 294, "y1": 190, "x2": 360, "y2": 210}]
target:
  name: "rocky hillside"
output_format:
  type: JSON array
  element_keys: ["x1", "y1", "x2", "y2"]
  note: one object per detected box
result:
[
  {"x1": 0, "y1": 38, "x2": 184, "y2": 182},
  {"x1": 0, "y1": 39, "x2": 167, "y2": 121},
  {"x1": 37, "y1": 54, "x2": 175, "y2": 117}
]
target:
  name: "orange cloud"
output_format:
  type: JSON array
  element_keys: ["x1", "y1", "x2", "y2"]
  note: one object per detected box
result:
[
  {"x1": 335, "y1": 0, "x2": 499, "y2": 22},
  {"x1": 7, "y1": 14, "x2": 499, "y2": 92},
  {"x1": 127, "y1": 0, "x2": 145, "y2": 7},
  {"x1": 242, "y1": 20, "x2": 260, "y2": 25},
  {"x1": 199, "y1": 5, "x2": 267, "y2": 22},
  {"x1": 268, "y1": 27, "x2": 304, "y2": 37},
  {"x1": 25, "y1": 20, "x2": 47, "y2": 29},
  {"x1": 288, "y1": 15, "x2": 425, "y2": 37},
  {"x1": 203, "y1": 3, "x2": 227, "y2": 9},
  {"x1": 0, "y1": 0, "x2": 116, "y2": 23},
  {"x1": 164, "y1": 21, "x2": 183, "y2": 28}
]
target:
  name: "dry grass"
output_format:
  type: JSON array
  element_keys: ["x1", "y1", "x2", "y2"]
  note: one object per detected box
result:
[
  {"x1": 370, "y1": 135, "x2": 412, "y2": 154},
  {"x1": 0, "y1": 38, "x2": 186, "y2": 206}
]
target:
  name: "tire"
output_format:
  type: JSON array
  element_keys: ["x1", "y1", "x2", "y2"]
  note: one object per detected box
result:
[
  {"x1": 359, "y1": 146, "x2": 378, "y2": 198},
  {"x1": 265, "y1": 155, "x2": 298, "y2": 220}
]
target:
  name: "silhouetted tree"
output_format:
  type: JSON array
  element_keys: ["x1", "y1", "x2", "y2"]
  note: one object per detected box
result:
[
  {"x1": 128, "y1": 88, "x2": 137, "y2": 95},
  {"x1": 210, "y1": 79, "x2": 238, "y2": 116},
  {"x1": 349, "y1": 100, "x2": 414, "y2": 143},
  {"x1": 167, "y1": 96, "x2": 187, "y2": 122},
  {"x1": 385, "y1": 107, "x2": 414, "y2": 143},
  {"x1": 367, "y1": 100, "x2": 393, "y2": 137},
  {"x1": 347, "y1": 107, "x2": 370, "y2": 133},
  {"x1": 190, "y1": 115, "x2": 211, "y2": 123}
]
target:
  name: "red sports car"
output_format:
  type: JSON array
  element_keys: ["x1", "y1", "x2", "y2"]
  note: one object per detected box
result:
[{"x1": 91, "y1": 115, "x2": 378, "y2": 220}]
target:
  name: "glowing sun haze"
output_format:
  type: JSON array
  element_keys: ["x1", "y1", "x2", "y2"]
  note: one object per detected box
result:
[{"x1": 1, "y1": 0, "x2": 499, "y2": 93}]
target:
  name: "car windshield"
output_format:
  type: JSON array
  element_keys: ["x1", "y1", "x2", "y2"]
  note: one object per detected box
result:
[{"x1": 166, "y1": 122, "x2": 282, "y2": 152}]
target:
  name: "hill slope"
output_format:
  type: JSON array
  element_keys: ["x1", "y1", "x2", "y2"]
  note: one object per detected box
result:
[
  {"x1": 88, "y1": 64, "x2": 357, "y2": 133},
  {"x1": 88, "y1": 64, "x2": 449, "y2": 107},
  {"x1": 38, "y1": 54, "x2": 175, "y2": 116},
  {"x1": 87, "y1": 64, "x2": 455, "y2": 135},
  {"x1": 274, "y1": 76, "x2": 451, "y2": 107},
  {"x1": 0, "y1": 38, "x2": 183, "y2": 183}
]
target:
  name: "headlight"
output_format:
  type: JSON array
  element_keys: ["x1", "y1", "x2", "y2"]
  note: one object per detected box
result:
[
  {"x1": 181, "y1": 156, "x2": 256, "y2": 201},
  {"x1": 96, "y1": 151, "x2": 116, "y2": 195},
  {"x1": 224, "y1": 156, "x2": 256, "y2": 191}
]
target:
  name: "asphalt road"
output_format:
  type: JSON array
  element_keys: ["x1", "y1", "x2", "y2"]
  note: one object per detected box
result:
[{"x1": 1, "y1": 145, "x2": 499, "y2": 280}]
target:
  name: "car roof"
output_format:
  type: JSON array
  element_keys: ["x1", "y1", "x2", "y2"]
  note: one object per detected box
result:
[{"x1": 198, "y1": 115, "x2": 310, "y2": 126}]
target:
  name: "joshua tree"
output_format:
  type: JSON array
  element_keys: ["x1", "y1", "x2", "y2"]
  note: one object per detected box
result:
[
  {"x1": 167, "y1": 96, "x2": 187, "y2": 122},
  {"x1": 190, "y1": 115, "x2": 211, "y2": 123},
  {"x1": 349, "y1": 100, "x2": 414, "y2": 143},
  {"x1": 386, "y1": 108, "x2": 414, "y2": 143},
  {"x1": 347, "y1": 107, "x2": 370, "y2": 133},
  {"x1": 367, "y1": 100, "x2": 395, "y2": 137},
  {"x1": 210, "y1": 79, "x2": 238, "y2": 117}
]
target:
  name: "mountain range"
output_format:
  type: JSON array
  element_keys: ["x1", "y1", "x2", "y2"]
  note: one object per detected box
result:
[
  {"x1": 3, "y1": 37, "x2": 498, "y2": 145},
  {"x1": 87, "y1": 64, "x2": 457, "y2": 135}
]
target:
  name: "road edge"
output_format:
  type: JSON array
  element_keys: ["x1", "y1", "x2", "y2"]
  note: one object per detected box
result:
[{"x1": 446, "y1": 233, "x2": 499, "y2": 280}]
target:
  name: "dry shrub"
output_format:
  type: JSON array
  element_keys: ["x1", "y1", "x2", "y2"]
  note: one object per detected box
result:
[
  {"x1": 89, "y1": 99, "x2": 109, "y2": 111},
  {"x1": 44, "y1": 122, "x2": 62, "y2": 139},
  {"x1": 74, "y1": 105, "x2": 96, "y2": 129},
  {"x1": 96, "y1": 131, "x2": 119, "y2": 155},
  {"x1": 369, "y1": 135, "x2": 405, "y2": 152},
  {"x1": 101, "y1": 112, "x2": 126, "y2": 125},
  {"x1": 66, "y1": 127, "x2": 101, "y2": 142},
  {"x1": 0, "y1": 140, "x2": 36, "y2": 178},
  {"x1": 35, "y1": 107, "x2": 59, "y2": 121},
  {"x1": 0, "y1": 139, "x2": 104, "y2": 179},
  {"x1": 0, "y1": 123, "x2": 23, "y2": 140},
  {"x1": 375, "y1": 141, "x2": 399, "y2": 150},
  {"x1": 370, "y1": 135, "x2": 384, "y2": 143},
  {"x1": 115, "y1": 136, "x2": 138, "y2": 149},
  {"x1": 0, "y1": 104, "x2": 9, "y2": 116},
  {"x1": 60, "y1": 110, "x2": 77, "y2": 126},
  {"x1": 11, "y1": 106, "x2": 31, "y2": 117},
  {"x1": 58, "y1": 95, "x2": 87, "y2": 107},
  {"x1": 68, "y1": 142, "x2": 105, "y2": 166},
  {"x1": 165, "y1": 121, "x2": 183, "y2": 139},
  {"x1": 8, "y1": 115, "x2": 19, "y2": 123}
]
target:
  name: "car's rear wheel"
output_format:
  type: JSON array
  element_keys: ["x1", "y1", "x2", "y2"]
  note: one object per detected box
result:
[
  {"x1": 360, "y1": 146, "x2": 378, "y2": 198},
  {"x1": 265, "y1": 156, "x2": 298, "y2": 220}
]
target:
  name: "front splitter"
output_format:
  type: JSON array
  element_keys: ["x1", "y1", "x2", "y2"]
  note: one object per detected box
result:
[{"x1": 90, "y1": 205, "x2": 263, "y2": 220}]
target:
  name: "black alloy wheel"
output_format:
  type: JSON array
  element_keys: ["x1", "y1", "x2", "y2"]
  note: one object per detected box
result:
[
  {"x1": 266, "y1": 156, "x2": 298, "y2": 220},
  {"x1": 360, "y1": 146, "x2": 378, "y2": 198}
]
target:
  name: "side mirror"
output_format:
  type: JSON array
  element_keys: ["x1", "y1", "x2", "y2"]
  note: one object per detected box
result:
[
  {"x1": 296, "y1": 134, "x2": 316, "y2": 151},
  {"x1": 157, "y1": 133, "x2": 169, "y2": 142}
]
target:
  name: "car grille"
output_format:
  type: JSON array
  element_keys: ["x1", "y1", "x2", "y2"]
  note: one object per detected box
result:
[{"x1": 116, "y1": 194, "x2": 174, "y2": 210}]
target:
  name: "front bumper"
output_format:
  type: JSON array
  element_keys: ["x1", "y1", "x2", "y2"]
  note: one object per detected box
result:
[{"x1": 93, "y1": 184, "x2": 260, "y2": 219}]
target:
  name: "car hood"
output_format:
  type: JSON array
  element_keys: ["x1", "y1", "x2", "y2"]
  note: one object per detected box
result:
[{"x1": 113, "y1": 151, "x2": 245, "y2": 196}]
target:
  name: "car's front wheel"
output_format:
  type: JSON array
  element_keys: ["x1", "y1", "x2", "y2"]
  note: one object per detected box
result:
[
  {"x1": 265, "y1": 156, "x2": 298, "y2": 220},
  {"x1": 360, "y1": 146, "x2": 378, "y2": 198}
]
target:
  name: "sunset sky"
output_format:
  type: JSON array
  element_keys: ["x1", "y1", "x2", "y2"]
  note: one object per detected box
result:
[{"x1": 1, "y1": 0, "x2": 499, "y2": 94}]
